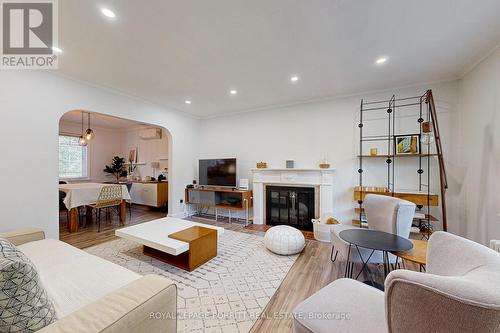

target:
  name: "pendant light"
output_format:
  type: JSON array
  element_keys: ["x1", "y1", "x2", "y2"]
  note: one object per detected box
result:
[
  {"x1": 79, "y1": 111, "x2": 88, "y2": 146},
  {"x1": 84, "y1": 112, "x2": 95, "y2": 141}
]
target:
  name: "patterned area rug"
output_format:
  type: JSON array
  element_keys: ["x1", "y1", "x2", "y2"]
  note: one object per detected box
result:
[{"x1": 85, "y1": 229, "x2": 298, "y2": 333}]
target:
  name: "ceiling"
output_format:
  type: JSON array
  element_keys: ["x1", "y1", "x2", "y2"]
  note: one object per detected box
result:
[
  {"x1": 60, "y1": 110, "x2": 149, "y2": 129},
  {"x1": 57, "y1": 0, "x2": 500, "y2": 118}
]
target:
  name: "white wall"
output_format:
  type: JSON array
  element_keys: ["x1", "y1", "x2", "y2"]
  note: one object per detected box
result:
[
  {"x1": 198, "y1": 81, "x2": 458, "y2": 227},
  {"x1": 59, "y1": 121, "x2": 124, "y2": 182},
  {"x1": 454, "y1": 47, "x2": 500, "y2": 244},
  {"x1": 0, "y1": 71, "x2": 200, "y2": 239},
  {"x1": 121, "y1": 127, "x2": 169, "y2": 179}
]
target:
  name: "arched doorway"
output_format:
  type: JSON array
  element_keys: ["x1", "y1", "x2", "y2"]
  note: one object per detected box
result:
[{"x1": 57, "y1": 110, "x2": 173, "y2": 247}]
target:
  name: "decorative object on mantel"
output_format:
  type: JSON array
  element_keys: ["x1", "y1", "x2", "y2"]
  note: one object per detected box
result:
[
  {"x1": 78, "y1": 111, "x2": 87, "y2": 146},
  {"x1": 103, "y1": 156, "x2": 127, "y2": 182},
  {"x1": 370, "y1": 148, "x2": 378, "y2": 156},
  {"x1": 319, "y1": 155, "x2": 330, "y2": 168},
  {"x1": 256, "y1": 162, "x2": 267, "y2": 168},
  {"x1": 319, "y1": 162, "x2": 330, "y2": 169},
  {"x1": 319, "y1": 154, "x2": 330, "y2": 169},
  {"x1": 286, "y1": 160, "x2": 295, "y2": 168},
  {"x1": 84, "y1": 112, "x2": 95, "y2": 142}
]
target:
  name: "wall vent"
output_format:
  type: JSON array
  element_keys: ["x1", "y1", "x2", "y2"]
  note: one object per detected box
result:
[{"x1": 139, "y1": 128, "x2": 162, "y2": 140}]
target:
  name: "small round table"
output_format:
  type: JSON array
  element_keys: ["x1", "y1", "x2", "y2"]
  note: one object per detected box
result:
[
  {"x1": 339, "y1": 229, "x2": 413, "y2": 281},
  {"x1": 391, "y1": 239, "x2": 427, "y2": 272}
]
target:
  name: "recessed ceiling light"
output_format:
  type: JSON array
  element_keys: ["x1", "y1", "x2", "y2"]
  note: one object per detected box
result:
[
  {"x1": 52, "y1": 46, "x2": 63, "y2": 53},
  {"x1": 229, "y1": 90, "x2": 238, "y2": 95},
  {"x1": 184, "y1": 100, "x2": 192, "y2": 104},
  {"x1": 101, "y1": 8, "x2": 116, "y2": 18},
  {"x1": 375, "y1": 57, "x2": 388, "y2": 65},
  {"x1": 290, "y1": 75, "x2": 299, "y2": 82}
]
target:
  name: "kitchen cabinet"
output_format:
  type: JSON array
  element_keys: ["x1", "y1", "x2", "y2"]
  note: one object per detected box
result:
[{"x1": 130, "y1": 182, "x2": 168, "y2": 208}]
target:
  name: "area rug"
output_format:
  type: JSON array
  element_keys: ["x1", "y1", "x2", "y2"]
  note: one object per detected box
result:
[{"x1": 85, "y1": 229, "x2": 299, "y2": 333}]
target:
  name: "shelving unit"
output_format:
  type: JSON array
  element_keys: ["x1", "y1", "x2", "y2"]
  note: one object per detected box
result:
[
  {"x1": 125, "y1": 162, "x2": 147, "y2": 166},
  {"x1": 356, "y1": 90, "x2": 448, "y2": 238},
  {"x1": 357, "y1": 154, "x2": 438, "y2": 158}
]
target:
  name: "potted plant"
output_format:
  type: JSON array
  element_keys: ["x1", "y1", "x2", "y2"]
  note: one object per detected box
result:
[{"x1": 103, "y1": 156, "x2": 127, "y2": 182}]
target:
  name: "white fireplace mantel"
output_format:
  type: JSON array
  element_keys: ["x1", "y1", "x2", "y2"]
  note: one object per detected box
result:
[{"x1": 251, "y1": 168, "x2": 335, "y2": 225}]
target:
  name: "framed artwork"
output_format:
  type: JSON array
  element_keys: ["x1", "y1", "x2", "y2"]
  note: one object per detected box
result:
[
  {"x1": 394, "y1": 134, "x2": 420, "y2": 155},
  {"x1": 128, "y1": 149, "x2": 137, "y2": 163}
]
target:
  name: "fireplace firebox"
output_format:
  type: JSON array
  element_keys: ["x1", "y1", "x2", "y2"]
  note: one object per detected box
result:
[{"x1": 266, "y1": 186, "x2": 315, "y2": 231}]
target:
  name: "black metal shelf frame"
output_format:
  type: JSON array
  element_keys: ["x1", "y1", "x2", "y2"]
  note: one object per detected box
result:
[{"x1": 357, "y1": 92, "x2": 433, "y2": 238}]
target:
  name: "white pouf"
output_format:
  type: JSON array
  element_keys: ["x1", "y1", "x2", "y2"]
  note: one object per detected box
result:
[{"x1": 264, "y1": 225, "x2": 305, "y2": 255}]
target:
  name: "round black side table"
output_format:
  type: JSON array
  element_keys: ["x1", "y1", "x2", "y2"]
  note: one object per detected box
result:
[{"x1": 339, "y1": 229, "x2": 413, "y2": 285}]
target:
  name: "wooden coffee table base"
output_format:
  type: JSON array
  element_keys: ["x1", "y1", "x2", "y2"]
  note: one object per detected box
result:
[{"x1": 143, "y1": 226, "x2": 217, "y2": 272}]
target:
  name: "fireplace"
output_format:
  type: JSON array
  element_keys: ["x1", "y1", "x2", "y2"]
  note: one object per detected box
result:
[
  {"x1": 251, "y1": 168, "x2": 334, "y2": 227},
  {"x1": 266, "y1": 186, "x2": 315, "y2": 231}
]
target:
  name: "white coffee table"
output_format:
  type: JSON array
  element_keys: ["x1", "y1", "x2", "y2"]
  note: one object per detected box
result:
[{"x1": 115, "y1": 217, "x2": 224, "y2": 271}]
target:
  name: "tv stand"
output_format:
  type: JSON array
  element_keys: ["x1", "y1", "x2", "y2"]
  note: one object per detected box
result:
[{"x1": 185, "y1": 187, "x2": 253, "y2": 225}]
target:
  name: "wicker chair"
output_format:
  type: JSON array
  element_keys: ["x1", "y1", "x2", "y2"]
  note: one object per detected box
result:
[{"x1": 87, "y1": 185, "x2": 123, "y2": 232}]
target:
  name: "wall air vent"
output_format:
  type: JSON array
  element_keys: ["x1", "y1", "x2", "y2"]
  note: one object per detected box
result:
[{"x1": 139, "y1": 128, "x2": 162, "y2": 140}]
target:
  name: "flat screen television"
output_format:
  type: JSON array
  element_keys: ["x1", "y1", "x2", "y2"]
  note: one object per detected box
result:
[{"x1": 199, "y1": 158, "x2": 237, "y2": 187}]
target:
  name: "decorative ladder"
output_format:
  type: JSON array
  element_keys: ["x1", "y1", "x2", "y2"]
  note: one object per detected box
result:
[{"x1": 425, "y1": 89, "x2": 448, "y2": 231}]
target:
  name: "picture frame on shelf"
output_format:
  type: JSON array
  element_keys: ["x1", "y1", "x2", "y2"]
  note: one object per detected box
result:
[{"x1": 394, "y1": 134, "x2": 420, "y2": 155}]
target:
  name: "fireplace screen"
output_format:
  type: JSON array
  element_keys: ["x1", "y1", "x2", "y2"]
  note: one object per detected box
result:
[{"x1": 266, "y1": 186, "x2": 315, "y2": 231}]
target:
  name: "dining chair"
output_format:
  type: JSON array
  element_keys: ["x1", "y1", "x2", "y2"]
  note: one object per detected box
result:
[
  {"x1": 87, "y1": 185, "x2": 123, "y2": 232},
  {"x1": 59, "y1": 190, "x2": 69, "y2": 223}
]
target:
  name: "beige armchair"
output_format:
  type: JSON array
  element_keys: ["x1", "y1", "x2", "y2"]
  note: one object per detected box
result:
[
  {"x1": 293, "y1": 231, "x2": 500, "y2": 333},
  {"x1": 330, "y1": 194, "x2": 416, "y2": 265}
]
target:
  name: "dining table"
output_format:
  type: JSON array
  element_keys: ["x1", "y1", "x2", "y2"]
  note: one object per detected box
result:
[{"x1": 59, "y1": 182, "x2": 131, "y2": 233}]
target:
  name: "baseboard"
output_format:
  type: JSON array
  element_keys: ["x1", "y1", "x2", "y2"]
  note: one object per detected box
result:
[{"x1": 169, "y1": 212, "x2": 187, "y2": 219}]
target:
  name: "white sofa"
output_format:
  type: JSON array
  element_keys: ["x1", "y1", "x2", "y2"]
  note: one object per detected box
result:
[{"x1": 0, "y1": 228, "x2": 177, "y2": 333}]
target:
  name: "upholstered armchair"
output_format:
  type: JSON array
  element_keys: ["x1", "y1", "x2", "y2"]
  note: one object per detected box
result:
[
  {"x1": 293, "y1": 231, "x2": 500, "y2": 333},
  {"x1": 330, "y1": 194, "x2": 416, "y2": 264}
]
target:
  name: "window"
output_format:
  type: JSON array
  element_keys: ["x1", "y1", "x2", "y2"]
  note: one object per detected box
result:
[{"x1": 59, "y1": 135, "x2": 88, "y2": 179}]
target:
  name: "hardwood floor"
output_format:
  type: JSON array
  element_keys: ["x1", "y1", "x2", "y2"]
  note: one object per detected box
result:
[
  {"x1": 189, "y1": 216, "x2": 366, "y2": 333},
  {"x1": 59, "y1": 205, "x2": 167, "y2": 249},
  {"x1": 60, "y1": 211, "x2": 410, "y2": 333}
]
